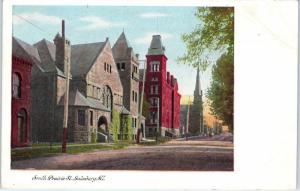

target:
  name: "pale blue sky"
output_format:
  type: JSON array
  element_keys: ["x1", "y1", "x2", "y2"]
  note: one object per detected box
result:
[{"x1": 12, "y1": 6, "x2": 213, "y2": 96}]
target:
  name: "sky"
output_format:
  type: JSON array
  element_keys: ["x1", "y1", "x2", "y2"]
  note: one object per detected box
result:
[{"x1": 12, "y1": 6, "x2": 214, "y2": 96}]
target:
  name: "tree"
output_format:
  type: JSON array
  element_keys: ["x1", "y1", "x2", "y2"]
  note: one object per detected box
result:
[
  {"x1": 109, "y1": 109, "x2": 120, "y2": 142},
  {"x1": 207, "y1": 53, "x2": 233, "y2": 133},
  {"x1": 142, "y1": 95, "x2": 150, "y2": 119},
  {"x1": 122, "y1": 116, "x2": 133, "y2": 141},
  {"x1": 125, "y1": 116, "x2": 133, "y2": 141},
  {"x1": 177, "y1": 7, "x2": 234, "y2": 70}
]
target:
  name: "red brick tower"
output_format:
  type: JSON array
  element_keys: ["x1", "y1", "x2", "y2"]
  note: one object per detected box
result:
[{"x1": 144, "y1": 35, "x2": 181, "y2": 137}]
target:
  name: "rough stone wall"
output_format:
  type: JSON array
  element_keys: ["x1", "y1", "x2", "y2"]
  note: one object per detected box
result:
[
  {"x1": 114, "y1": 54, "x2": 139, "y2": 118},
  {"x1": 30, "y1": 70, "x2": 58, "y2": 143},
  {"x1": 86, "y1": 42, "x2": 123, "y2": 112}
]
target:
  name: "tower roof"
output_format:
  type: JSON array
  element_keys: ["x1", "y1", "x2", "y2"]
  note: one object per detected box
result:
[
  {"x1": 194, "y1": 66, "x2": 202, "y2": 97},
  {"x1": 112, "y1": 31, "x2": 138, "y2": 60},
  {"x1": 114, "y1": 31, "x2": 131, "y2": 48},
  {"x1": 147, "y1": 35, "x2": 165, "y2": 55}
]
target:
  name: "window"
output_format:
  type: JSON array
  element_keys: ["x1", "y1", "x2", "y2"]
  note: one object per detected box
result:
[
  {"x1": 12, "y1": 73, "x2": 21, "y2": 98},
  {"x1": 109, "y1": 65, "x2": 112, "y2": 73},
  {"x1": 155, "y1": 85, "x2": 159, "y2": 94},
  {"x1": 151, "y1": 77, "x2": 158, "y2": 81},
  {"x1": 121, "y1": 63, "x2": 125, "y2": 70},
  {"x1": 132, "y1": 91, "x2": 134, "y2": 101},
  {"x1": 150, "y1": 61, "x2": 160, "y2": 72},
  {"x1": 90, "y1": 111, "x2": 93, "y2": 126},
  {"x1": 78, "y1": 110, "x2": 85, "y2": 126},
  {"x1": 97, "y1": 88, "x2": 101, "y2": 99},
  {"x1": 132, "y1": 65, "x2": 138, "y2": 73},
  {"x1": 151, "y1": 97, "x2": 158, "y2": 106},
  {"x1": 117, "y1": 63, "x2": 120, "y2": 70},
  {"x1": 104, "y1": 62, "x2": 107, "y2": 71},
  {"x1": 135, "y1": 92, "x2": 138, "y2": 102},
  {"x1": 151, "y1": 112, "x2": 157, "y2": 123},
  {"x1": 150, "y1": 85, "x2": 159, "y2": 95}
]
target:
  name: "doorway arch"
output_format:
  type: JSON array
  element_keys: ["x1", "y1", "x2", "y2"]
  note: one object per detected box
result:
[
  {"x1": 98, "y1": 116, "x2": 108, "y2": 132},
  {"x1": 17, "y1": 108, "x2": 27, "y2": 144}
]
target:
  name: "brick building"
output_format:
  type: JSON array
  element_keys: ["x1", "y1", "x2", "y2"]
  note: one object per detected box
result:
[
  {"x1": 140, "y1": 35, "x2": 181, "y2": 137},
  {"x1": 11, "y1": 38, "x2": 34, "y2": 147},
  {"x1": 112, "y1": 32, "x2": 140, "y2": 137}
]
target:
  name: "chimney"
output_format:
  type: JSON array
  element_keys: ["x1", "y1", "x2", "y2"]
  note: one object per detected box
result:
[
  {"x1": 167, "y1": 72, "x2": 170, "y2": 83},
  {"x1": 135, "y1": 54, "x2": 139, "y2": 60},
  {"x1": 54, "y1": 20, "x2": 71, "y2": 75},
  {"x1": 62, "y1": 20, "x2": 65, "y2": 38}
]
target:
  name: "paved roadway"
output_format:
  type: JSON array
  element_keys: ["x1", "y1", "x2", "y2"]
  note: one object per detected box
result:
[{"x1": 12, "y1": 134, "x2": 233, "y2": 171}]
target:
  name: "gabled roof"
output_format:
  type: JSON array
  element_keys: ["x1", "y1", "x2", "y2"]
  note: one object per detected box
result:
[
  {"x1": 13, "y1": 37, "x2": 41, "y2": 64},
  {"x1": 147, "y1": 35, "x2": 165, "y2": 56},
  {"x1": 59, "y1": 89, "x2": 110, "y2": 111},
  {"x1": 114, "y1": 32, "x2": 131, "y2": 49},
  {"x1": 34, "y1": 39, "x2": 56, "y2": 62},
  {"x1": 71, "y1": 42, "x2": 106, "y2": 77},
  {"x1": 33, "y1": 39, "x2": 57, "y2": 73},
  {"x1": 120, "y1": 106, "x2": 131, "y2": 115}
]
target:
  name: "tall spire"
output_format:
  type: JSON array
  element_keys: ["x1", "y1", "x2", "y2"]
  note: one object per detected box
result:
[{"x1": 194, "y1": 66, "x2": 202, "y2": 98}]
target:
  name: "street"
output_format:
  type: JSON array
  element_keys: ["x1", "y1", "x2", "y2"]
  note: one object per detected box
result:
[{"x1": 12, "y1": 134, "x2": 233, "y2": 171}]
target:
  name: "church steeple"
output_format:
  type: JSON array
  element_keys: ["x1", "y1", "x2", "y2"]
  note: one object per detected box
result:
[{"x1": 194, "y1": 66, "x2": 202, "y2": 99}]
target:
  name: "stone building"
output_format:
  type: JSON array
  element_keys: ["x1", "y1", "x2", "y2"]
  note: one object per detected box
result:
[
  {"x1": 112, "y1": 32, "x2": 140, "y2": 138},
  {"x1": 17, "y1": 21, "x2": 125, "y2": 143},
  {"x1": 140, "y1": 35, "x2": 181, "y2": 137},
  {"x1": 189, "y1": 67, "x2": 204, "y2": 134},
  {"x1": 11, "y1": 37, "x2": 34, "y2": 147}
]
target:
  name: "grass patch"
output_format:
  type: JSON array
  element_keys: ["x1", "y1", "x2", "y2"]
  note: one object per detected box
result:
[{"x1": 11, "y1": 143, "x2": 129, "y2": 161}]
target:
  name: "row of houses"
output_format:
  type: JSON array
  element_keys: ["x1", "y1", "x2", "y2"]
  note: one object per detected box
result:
[{"x1": 11, "y1": 20, "x2": 181, "y2": 148}]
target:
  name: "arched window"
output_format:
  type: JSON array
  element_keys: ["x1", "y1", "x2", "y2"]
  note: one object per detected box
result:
[
  {"x1": 17, "y1": 109, "x2": 27, "y2": 143},
  {"x1": 12, "y1": 73, "x2": 21, "y2": 98}
]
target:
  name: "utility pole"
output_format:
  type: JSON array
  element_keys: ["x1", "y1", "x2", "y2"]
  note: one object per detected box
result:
[
  {"x1": 186, "y1": 96, "x2": 190, "y2": 141},
  {"x1": 61, "y1": 20, "x2": 70, "y2": 153},
  {"x1": 137, "y1": 60, "x2": 146, "y2": 143},
  {"x1": 157, "y1": 98, "x2": 160, "y2": 135}
]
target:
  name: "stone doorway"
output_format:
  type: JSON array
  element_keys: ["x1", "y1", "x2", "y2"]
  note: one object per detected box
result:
[{"x1": 97, "y1": 116, "x2": 108, "y2": 142}]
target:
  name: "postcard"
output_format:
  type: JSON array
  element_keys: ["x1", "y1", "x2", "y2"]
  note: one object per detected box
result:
[{"x1": 1, "y1": 0, "x2": 298, "y2": 190}]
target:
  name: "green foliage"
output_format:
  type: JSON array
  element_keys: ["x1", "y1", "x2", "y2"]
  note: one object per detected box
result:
[
  {"x1": 207, "y1": 52, "x2": 234, "y2": 133},
  {"x1": 126, "y1": 117, "x2": 133, "y2": 141},
  {"x1": 142, "y1": 95, "x2": 150, "y2": 118},
  {"x1": 91, "y1": 131, "x2": 97, "y2": 143},
  {"x1": 109, "y1": 109, "x2": 120, "y2": 142},
  {"x1": 177, "y1": 7, "x2": 234, "y2": 70}
]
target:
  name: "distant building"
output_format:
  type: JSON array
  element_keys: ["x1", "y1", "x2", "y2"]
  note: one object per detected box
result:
[
  {"x1": 112, "y1": 32, "x2": 140, "y2": 138},
  {"x1": 11, "y1": 39, "x2": 34, "y2": 147},
  {"x1": 140, "y1": 35, "x2": 181, "y2": 137},
  {"x1": 189, "y1": 67, "x2": 204, "y2": 134}
]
